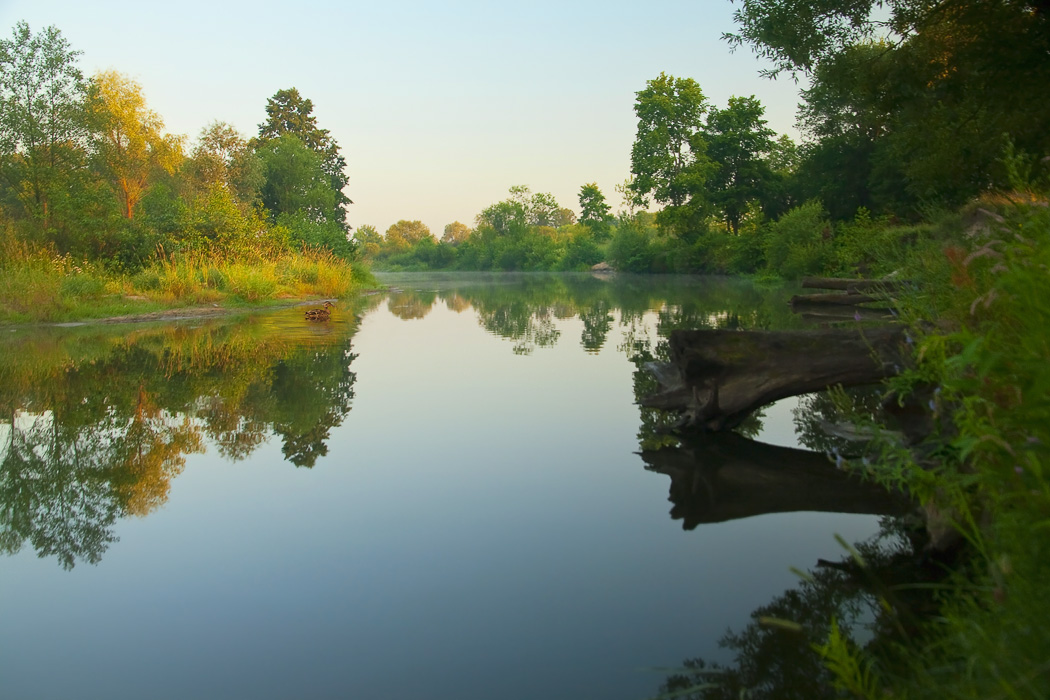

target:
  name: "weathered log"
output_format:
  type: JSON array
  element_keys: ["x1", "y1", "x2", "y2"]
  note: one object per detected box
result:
[
  {"x1": 798, "y1": 307, "x2": 897, "y2": 324},
  {"x1": 641, "y1": 433, "x2": 909, "y2": 528},
  {"x1": 642, "y1": 327, "x2": 906, "y2": 432},
  {"x1": 790, "y1": 292, "x2": 881, "y2": 306},
  {"x1": 802, "y1": 277, "x2": 912, "y2": 293}
]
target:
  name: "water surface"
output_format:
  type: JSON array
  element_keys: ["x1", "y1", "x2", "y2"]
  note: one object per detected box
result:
[{"x1": 0, "y1": 273, "x2": 889, "y2": 699}]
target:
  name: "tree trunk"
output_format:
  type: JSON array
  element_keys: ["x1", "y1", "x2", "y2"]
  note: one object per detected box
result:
[{"x1": 642, "y1": 327, "x2": 906, "y2": 432}]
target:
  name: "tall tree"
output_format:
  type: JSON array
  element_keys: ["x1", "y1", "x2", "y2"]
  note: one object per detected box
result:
[
  {"x1": 578, "y1": 182, "x2": 613, "y2": 239},
  {"x1": 704, "y1": 96, "x2": 776, "y2": 233},
  {"x1": 254, "y1": 87, "x2": 350, "y2": 230},
  {"x1": 87, "y1": 70, "x2": 183, "y2": 219},
  {"x1": 0, "y1": 22, "x2": 86, "y2": 231},
  {"x1": 629, "y1": 73, "x2": 711, "y2": 210}
]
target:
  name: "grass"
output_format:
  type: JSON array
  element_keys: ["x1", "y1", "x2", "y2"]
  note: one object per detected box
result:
[{"x1": 0, "y1": 236, "x2": 374, "y2": 324}]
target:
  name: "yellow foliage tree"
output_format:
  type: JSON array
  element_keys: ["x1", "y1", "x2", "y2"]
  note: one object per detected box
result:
[
  {"x1": 116, "y1": 386, "x2": 204, "y2": 516},
  {"x1": 87, "y1": 70, "x2": 184, "y2": 219},
  {"x1": 441, "y1": 221, "x2": 472, "y2": 245},
  {"x1": 384, "y1": 219, "x2": 432, "y2": 251}
]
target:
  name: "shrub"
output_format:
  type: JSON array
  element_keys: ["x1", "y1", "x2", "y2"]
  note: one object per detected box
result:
[{"x1": 764, "y1": 200, "x2": 831, "y2": 278}]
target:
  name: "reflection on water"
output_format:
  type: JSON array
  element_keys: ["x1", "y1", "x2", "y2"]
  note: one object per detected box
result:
[
  {"x1": 0, "y1": 273, "x2": 910, "y2": 700},
  {"x1": 0, "y1": 306, "x2": 363, "y2": 568},
  {"x1": 641, "y1": 432, "x2": 908, "y2": 528}
]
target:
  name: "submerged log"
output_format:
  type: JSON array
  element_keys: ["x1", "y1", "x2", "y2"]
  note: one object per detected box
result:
[
  {"x1": 790, "y1": 292, "x2": 881, "y2": 306},
  {"x1": 798, "y1": 307, "x2": 897, "y2": 324},
  {"x1": 641, "y1": 433, "x2": 909, "y2": 528},
  {"x1": 802, "y1": 277, "x2": 912, "y2": 293},
  {"x1": 642, "y1": 326, "x2": 906, "y2": 432}
]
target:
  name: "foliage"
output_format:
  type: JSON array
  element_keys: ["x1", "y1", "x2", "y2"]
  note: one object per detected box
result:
[
  {"x1": 441, "y1": 220, "x2": 471, "y2": 245},
  {"x1": 87, "y1": 70, "x2": 184, "y2": 220},
  {"x1": 0, "y1": 21, "x2": 87, "y2": 239},
  {"x1": 703, "y1": 95, "x2": 777, "y2": 233},
  {"x1": 577, "y1": 182, "x2": 613, "y2": 240},
  {"x1": 630, "y1": 73, "x2": 712, "y2": 211},
  {"x1": 762, "y1": 200, "x2": 830, "y2": 278},
  {"x1": 254, "y1": 87, "x2": 350, "y2": 229},
  {"x1": 727, "y1": 0, "x2": 1050, "y2": 213}
]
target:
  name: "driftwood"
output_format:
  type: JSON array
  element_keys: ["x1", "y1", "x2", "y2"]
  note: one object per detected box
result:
[
  {"x1": 641, "y1": 433, "x2": 909, "y2": 528},
  {"x1": 642, "y1": 327, "x2": 906, "y2": 432},
  {"x1": 802, "y1": 277, "x2": 911, "y2": 293}
]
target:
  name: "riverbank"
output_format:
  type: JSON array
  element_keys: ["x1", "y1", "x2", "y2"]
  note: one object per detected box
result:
[{"x1": 0, "y1": 242, "x2": 376, "y2": 325}]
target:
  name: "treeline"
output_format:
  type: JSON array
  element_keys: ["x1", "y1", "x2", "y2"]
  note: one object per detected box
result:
[
  {"x1": 0, "y1": 22, "x2": 354, "y2": 269},
  {"x1": 360, "y1": 0, "x2": 1049, "y2": 278}
]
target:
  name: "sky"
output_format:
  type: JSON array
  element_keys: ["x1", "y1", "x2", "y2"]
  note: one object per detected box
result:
[{"x1": 0, "y1": 0, "x2": 806, "y2": 236}]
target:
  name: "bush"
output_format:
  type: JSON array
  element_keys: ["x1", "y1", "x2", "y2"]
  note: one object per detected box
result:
[{"x1": 764, "y1": 200, "x2": 831, "y2": 278}]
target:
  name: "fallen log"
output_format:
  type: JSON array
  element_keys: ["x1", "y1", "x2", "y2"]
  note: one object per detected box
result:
[
  {"x1": 642, "y1": 326, "x2": 906, "y2": 432},
  {"x1": 790, "y1": 292, "x2": 881, "y2": 306},
  {"x1": 798, "y1": 307, "x2": 897, "y2": 324},
  {"x1": 802, "y1": 277, "x2": 912, "y2": 293},
  {"x1": 641, "y1": 433, "x2": 909, "y2": 528}
]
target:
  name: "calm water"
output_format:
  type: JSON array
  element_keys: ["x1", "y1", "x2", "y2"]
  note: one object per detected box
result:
[{"x1": 0, "y1": 273, "x2": 891, "y2": 700}]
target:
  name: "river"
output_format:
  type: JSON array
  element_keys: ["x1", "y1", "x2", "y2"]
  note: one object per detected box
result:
[{"x1": 0, "y1": 272, "x2": 896, "y2": 700}]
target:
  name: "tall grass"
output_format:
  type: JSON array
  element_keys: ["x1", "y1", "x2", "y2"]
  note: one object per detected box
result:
[
  {"x1": 0, "y1": 231, "x2": 370, "y2": 323},
  {"x1": 813, "y1": 195, "x2": 1050, "y2": 698}
]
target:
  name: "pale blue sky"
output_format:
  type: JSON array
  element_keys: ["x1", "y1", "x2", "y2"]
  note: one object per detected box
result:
[{"x1": 0, "y1": 0, "x2": 805, "y2": 235}]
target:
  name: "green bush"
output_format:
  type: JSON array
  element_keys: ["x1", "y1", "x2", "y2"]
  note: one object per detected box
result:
[{"x1": 764, "y1": 200, "x2": 831, "y2": 278}]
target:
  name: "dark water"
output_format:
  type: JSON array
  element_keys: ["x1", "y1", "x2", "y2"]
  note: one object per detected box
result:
[{"x1": 0, "y1": 273, "x2": 895, "y2": 700}]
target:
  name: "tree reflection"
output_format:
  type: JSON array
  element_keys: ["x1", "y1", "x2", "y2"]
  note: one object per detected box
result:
[
  {"x1": 376, "y1": 272, "x2": 802, "y2": 363},
  {"x1": 656, "y1": 521, "x2": 940, "y2": 699},
  {"x1": 0, "y1": 306, "x2": 361, "y2": 567}
]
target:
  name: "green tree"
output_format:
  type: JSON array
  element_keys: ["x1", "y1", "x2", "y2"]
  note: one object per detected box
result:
[
  {"x1": 704, "y1": 96, "x2": 776, "y2": 234},
  {"x1": 578, "y1": 182, "x2": 613, "y2": 240},
  {"x1": 254, "y1": 87, "x2": 350, "y2": 230},
  {"x1": 187, "y1": 121, "x2": 263, "y2": 207},
  {"x1": 727, "y1": 0, "x2": 1050, "y2": 212},
  {"x1": 629, "y1": 73, "x2": 712, "y2": 211},
  {"x1": 353, "y1": 224, "x2": 382, "y2": 257},
  {"x1": 256, "y1": 134, "x2": 336, "y2": 224},
  {"x1": 0, "y1": 22, "x2": 87, "y2": 234}
]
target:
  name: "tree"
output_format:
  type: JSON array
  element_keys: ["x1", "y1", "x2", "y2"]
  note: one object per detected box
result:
[
  {"x1": 87, "y1": 70, "x2": 183, "y2": 219},
  {"x1": 255, "y1": 134, "x2": 336, "y2": 222},
  {"x1": 629, "y1": 73, "x2": 712, "y2": 210},
  {"x1": 188, "y1": 121, "x2": 263, "y2": 206},
  {"x1": 0, "y1": 22, "x2": 87, "y2": 231},
  {"x1": 578, "y1": 182, "x2": 613, "y2": 239},
  {"x1": 726, "y1": 0, "x2": 1050, "y2": 211},
  {"x1": 254, "y1": 87, "x2": 350, "y2": 230},
  {"x1": 442, "y1": 221, "x2": 471, "y2": 245},
  {"x1": 704, "y1": 96, "x2": 776, "y2": 233},
  {"x1": 384, "y1": 219, "x2": 432, "y2": 251},
  {"x1": 353, "y1": 224, "x2": 382, "y2": 257}
]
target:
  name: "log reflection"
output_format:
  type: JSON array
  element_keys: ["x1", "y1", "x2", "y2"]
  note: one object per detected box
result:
[{"x1": 641, "y1": 432, "x2": 908, "y2": 528}]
